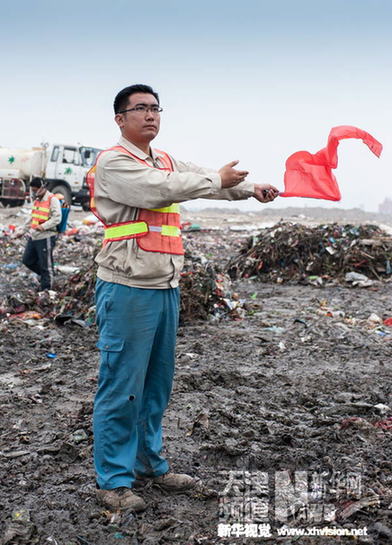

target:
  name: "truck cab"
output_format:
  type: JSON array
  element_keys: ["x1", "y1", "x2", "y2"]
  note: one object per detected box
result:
[{"x1": 45, "y1": 144, "x2": 101, "y2": 207}]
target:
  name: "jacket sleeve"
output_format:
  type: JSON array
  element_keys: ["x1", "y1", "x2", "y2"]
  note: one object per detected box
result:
[
  {"x1": 95, "y1": 151, "x2": 222, "y2": 209},
  {"x1": 173, "y1": 159, "x2": 255, "y2": 201},
  {"x1": 40, "y1": 197, "x2": 61, "y2": 231}
]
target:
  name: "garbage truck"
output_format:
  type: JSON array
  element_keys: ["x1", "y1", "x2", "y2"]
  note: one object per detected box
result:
[{"x1": 0, "y1": 143, "x2": 101, "y2": 208}]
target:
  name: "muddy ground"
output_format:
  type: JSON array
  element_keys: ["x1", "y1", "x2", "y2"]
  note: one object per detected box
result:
[{"x1": 0, "y1": 205, "x2": 391, "y2": 545}]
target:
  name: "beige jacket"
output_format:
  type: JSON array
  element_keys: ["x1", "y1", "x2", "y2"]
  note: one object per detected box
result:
[
  {"x1": 24, "y1": 191, "x2": 61, "y2": 241},
  {"x1": 95, "y1": 136, "x2": 255, "y2": 289}
]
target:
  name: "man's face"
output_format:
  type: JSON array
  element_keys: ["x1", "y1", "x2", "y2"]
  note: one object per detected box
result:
[
  {"x1": 115, "y1": 92, "x2": 160, "y2": 144},
  {"x1": 31, "y1": 185, "x2": 46, "y2": 199}
]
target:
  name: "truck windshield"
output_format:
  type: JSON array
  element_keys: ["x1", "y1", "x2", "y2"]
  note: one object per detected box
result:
[{"x1": 80, "y1": 147, "x2": 102, "y2": 167}]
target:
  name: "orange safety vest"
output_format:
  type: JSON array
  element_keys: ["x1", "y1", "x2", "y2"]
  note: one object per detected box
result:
[
  {"x1": 31, "y1": 193, "x2": 54, "y2": 229},
  {"x1": 86, "y1": 146, "x2": 184, "y2": 255}
]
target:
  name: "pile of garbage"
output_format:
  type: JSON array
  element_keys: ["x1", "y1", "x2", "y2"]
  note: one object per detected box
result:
[
  {"x1": 0, "y1": 263, "x2": 97, "y2": 326},
  {"x1": 52, "y1": 264, "x2": 97, "y2": 325},
  {"x1": 0, "y1": 256, "x2": 246, "y2": 325},
  {"x1": 227, "y1": 222, "x2": 392, "y2": 285},
  {"x1": 180, "y1": 253, "x2": 246, "y2": 323}
]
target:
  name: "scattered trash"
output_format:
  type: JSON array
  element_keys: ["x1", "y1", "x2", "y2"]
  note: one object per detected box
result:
[
  {"x1": 64, "y1": 227, "x2": 80, "y2": 236},
  {"x1": 345, "y1": 271, "x2": 369, "y2": 283},
  {"x1": 345, "y1": 271, "x2": 374, "y2": 287},
  {"x1": 55, "y1": 314, "x2": 89, "y2": 328},
  {"x1": 306, "y1": 275, "x2": 324, "y2": 286},
  {"x1": 56, "y1": 265, "x2": 80, "y2": 274},
  {"x1": 367, "y1": 313, "x2": 383, "y2": 325},
  {"x1": 293, "y1": 318, "x2": 308, "y2": 327},
  {"x1": 340, "y1": 416, "x2": 392, "y2": 432},
  {"x1": 46, "y1": 352, "x2": 57, "y2": 359},
  {"x1": 71, "y1": 429, "x2": 88, "y2": 443},
  {"x1": 373, "y1": 417, "x2": 392, "y2": 430},
  {"x1": 181, "y1": 221, "x2": 201, "y2": 232},
  {"x1": 82, "y1": 214, "x2": 99, "y2": 225},
  {"x1": 76, "y1": 537, "x2": 94, "y2": 545},
  {"x1": 10, "y1": 311, "x2": 43, "y2": 320},
  {"x1": 374, "y1": 403, "x2": 391, "y2": 415},
  {"x1": 375, "y1": 330, "x2": 389, "y2": 337},
  {"x1": 262, "y1": 326, "x2": 285, "y2": 334},
  {"x1": 337, "y1": 496, "x2": 380, "y2": 520}
]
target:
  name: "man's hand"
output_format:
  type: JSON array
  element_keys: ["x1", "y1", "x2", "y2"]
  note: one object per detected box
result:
[
  {"x1": 254, "y1": 184, "x2": 280, "y2": 203},
  {"x1": 35, "y1": 225, "x2": 44, "y2": 232},
  {"x1": 11, "y1": 226, "x2": 26, "y2": 239},
  {"x1": 218, "y1": 161, "x2": 249, "y2": 188}
]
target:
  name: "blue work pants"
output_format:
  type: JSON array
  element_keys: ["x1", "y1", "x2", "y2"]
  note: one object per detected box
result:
[{"x1": 93, "y1": 279, "x2": 180, "y2": 490}]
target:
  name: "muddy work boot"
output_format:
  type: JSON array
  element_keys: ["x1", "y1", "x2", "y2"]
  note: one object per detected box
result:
[
  {"x1": 96, "y1": 487, "x2": 146, "y2": 511},
  {"x1": 151, "y1": 472, "x2": 197, "y2": 491}
]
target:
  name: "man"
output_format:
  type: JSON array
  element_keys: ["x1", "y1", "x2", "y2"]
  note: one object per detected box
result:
[
  {"x1": 91, "y1": 84, "x2": 279, "y2": 512},
  {"x1": 21, "y1": 177, "x2": 61, "y2": 291}
]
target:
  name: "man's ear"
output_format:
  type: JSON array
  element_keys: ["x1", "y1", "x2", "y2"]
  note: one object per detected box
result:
[{"x1": 115, "y1": 113, "x2": 124, "y2": 129}]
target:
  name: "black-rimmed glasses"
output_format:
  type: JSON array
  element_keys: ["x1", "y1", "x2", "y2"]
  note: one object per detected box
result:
[{"x1": 118, "y1": 104, "x2": 163, "y2": 115}]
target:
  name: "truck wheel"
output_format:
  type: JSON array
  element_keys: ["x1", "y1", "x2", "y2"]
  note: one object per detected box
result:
[{"x1": 51, "y1": 185, "x2": 71, "y2": 205}]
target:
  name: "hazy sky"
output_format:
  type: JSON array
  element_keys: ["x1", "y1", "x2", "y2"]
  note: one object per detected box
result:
[{"x1": 1, "y1": 0, "x2": 391, "y2": 212}]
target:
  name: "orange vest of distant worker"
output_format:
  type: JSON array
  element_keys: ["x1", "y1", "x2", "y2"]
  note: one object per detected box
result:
[
  {"x1": 31, "y1": 193, "x2": 54, "y2": 229},
  {"x1": 86, "y1": 146, "x2": 184, "y2": 255}
]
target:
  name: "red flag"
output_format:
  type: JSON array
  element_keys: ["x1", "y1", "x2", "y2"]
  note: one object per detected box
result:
[{"x1": 280, "y1": 126, "x2": 383, "y2": 201}]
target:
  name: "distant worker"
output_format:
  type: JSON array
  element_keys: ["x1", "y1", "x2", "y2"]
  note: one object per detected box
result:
[
  {"x1": 21, "y1": 177, "x2": 61, "y2": 290},
  {"x1": 89, "y1": 84, "x2": 279, "y2": 513}
]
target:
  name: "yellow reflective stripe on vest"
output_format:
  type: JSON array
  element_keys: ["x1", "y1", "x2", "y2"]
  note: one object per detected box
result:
[
  {"x1": 34, "y1": 206, "x2": 50, "y2": 212},
  {"x1": 32, "y1": 213, "x2": 49, "y2": 220},
  {"x1": 104, "y1": 221, "x2": 148, "y2": 240},
  {"x1": 149, "y1": 225, "x2": 180, "y2": 236},
  {"x1": 161, "y1": 225, "x2": 180, "y2": 236},
  {"x1": 149, "y1": 204, "x2": 180, "y2": 213}
]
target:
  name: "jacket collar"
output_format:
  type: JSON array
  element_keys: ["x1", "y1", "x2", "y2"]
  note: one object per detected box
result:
[{"x1": 118, "y1": 136, "x2": 160, "y2": 163}]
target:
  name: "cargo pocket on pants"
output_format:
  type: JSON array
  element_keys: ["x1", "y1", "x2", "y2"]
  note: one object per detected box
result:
[{"x1": 97, "y1": 337, "x2": 125, "y2": 368}]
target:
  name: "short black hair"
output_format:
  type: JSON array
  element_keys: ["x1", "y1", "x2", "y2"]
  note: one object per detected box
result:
[
  {"x1": 113, "y1": 84, "x2": 160, "y2": 114},
  {"x1": 30, "y1": 177, "x2": 45, "y2": 188}
]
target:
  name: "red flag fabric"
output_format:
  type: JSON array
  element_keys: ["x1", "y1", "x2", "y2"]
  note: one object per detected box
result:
[{"x1": 280, "y1": 126, "x2": 383, "y2": 201}]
